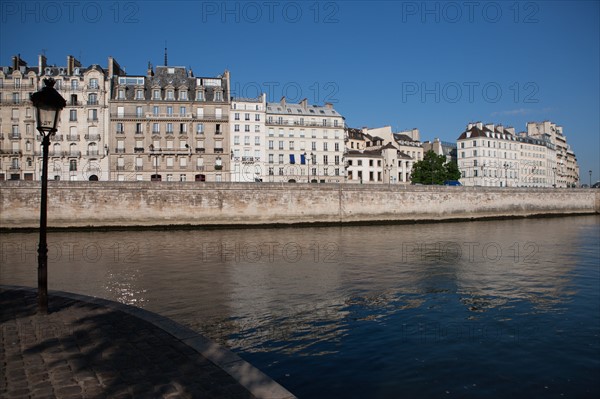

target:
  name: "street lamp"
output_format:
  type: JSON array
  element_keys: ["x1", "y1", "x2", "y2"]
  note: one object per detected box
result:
[
  {"x1": 303, "y1": 152, "x2": 313, "y2": 183},
  {"x1": 30, "y1": 78, "x2": 66, "y2": 314},
  {"x1": 589, "y1": 170, "x2": 592, "y2": 188},
  {"x1": 385, "y1": 163, "x2": 392, "y2": 186},
  {"x1": 503, "y1": 162, "x2": 509, "y2": 187}
]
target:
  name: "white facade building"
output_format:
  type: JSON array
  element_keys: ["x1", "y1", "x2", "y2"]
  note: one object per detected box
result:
[
  {"x1": 265, "y1": 98, "x2": 345, "y2": 183},
  {"x1": 230, "y1": 95, "x2": 266, "y2": 182},
  {"x1": 457, "y1": 123, "x2": 519, "y2": 187}
]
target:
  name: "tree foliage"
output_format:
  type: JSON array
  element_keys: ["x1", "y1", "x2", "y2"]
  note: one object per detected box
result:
[{"x1": 411, "y1": 150, "x2": 460, "y2": 184}]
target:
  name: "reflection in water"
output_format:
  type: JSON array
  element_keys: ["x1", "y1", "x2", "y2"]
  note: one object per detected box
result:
[{"x1": 1, "y1": 216, "x2": 599, "y2": 397}]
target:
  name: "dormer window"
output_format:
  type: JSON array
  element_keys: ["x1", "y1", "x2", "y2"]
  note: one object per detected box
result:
[
  {"x1": 166, "y1": 90, "x2": 174, "y2": 100},
  {"x1": 135, "y1": 90, "x2": 144, "y2": 100},
  {"x1": 214, "y1": 91, "x2": 223, "y2": 102},
  {"x1": 179, "y1": 90, "x2": 188, "y2": 100},
  {"x1": 153, "y1": 89, "x2": 161, "y2": 100},
  {"x1": 196, "y1": 90, "x2": 204, "y2": 101},
  {"x1": 117, "y1": 89, "x2": 125, "y2": 100}
]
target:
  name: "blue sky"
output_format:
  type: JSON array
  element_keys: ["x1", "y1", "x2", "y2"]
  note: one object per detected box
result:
[{"x1": 2, "y1": 0, "x2": 598, "y2": 182}]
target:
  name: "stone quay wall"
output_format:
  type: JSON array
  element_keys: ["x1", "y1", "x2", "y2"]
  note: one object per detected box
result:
[{"x1": 1, "y1": 181, "x2": 598, "y2": 229}]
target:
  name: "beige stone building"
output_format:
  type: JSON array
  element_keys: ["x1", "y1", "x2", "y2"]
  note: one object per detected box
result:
[
  {"x1": 345, "y1": 126, "x2": 423, "y2": 184},
  {"x1": 109, "y1": 62, "x2": 230, "y2": 182},
  {"x1": 526, "y1": 121, "x2": 579, "y2": 187},
  {"x1": 0, "y1": 54, "x2": 109, "y2": 181},
  {"x1": 265, "y1": 97, "x2": 345, "y2": 183}
]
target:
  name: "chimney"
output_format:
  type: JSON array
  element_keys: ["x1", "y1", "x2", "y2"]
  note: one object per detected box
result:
[
  {"x1": 467, "y1": 123, "x2": 474, "y2": 130},
  {"x1": 485, "y1": 123, "x2": 494, "y2": 131},
  {"x1": 280, "y1": 96, "x2": 286, "y2": 107},
  {"x1": 147, "y1": 61, "x2": 154, "y2": 77},
  {"x1": 12, "y1": 54, "x2": 27, "y2": 71},
  {"x1": 38, "y1": 54, "x2": 47, "y2": 75},
  {"x1": 505, "y1": 127, "x2": 516, "y2": 135},
  {"x1": 476, "y1": 122, "x2": 483, "y2": 130},
  {"x1": 299, "y1": 98, "x2": 308, "y2": 109},
  {"x1": 66, "y1": 55, "x2": 81, "y2": 75},
  {"x1": 325, "y1": 102, "x2": 333, "y2": 109}
]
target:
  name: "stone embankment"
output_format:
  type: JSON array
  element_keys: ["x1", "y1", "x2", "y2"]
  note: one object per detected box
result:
[{"x1": 1, "y1": 181, "x2": 598, "y2": 229}]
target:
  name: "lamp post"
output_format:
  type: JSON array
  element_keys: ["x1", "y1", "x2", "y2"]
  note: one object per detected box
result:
[
  {"x1": 30, "y1": 78, "x2": 66, "y2": 314},
  {"x1": 552, "y1": 167, "x2": 557, "y2": 188},
  {"x1": 589, "y1": 170, "x2": 592, "y2": 188},
  {"x1": 503, "y1": 162, "x2": 509, "y2": 188},
  {"x1": 304, "y1": 152, "x2": 313, "y2": 183},
  {"x1": 385, "y1": 163, "x2": 392, "y2": 186}
]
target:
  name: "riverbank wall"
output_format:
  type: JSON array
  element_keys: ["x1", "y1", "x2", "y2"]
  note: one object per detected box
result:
[{"x1": 1, "y1": 181, "x2": 598, "y2": 230}]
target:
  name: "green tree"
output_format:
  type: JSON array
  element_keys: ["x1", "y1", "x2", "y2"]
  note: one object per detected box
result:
[
  {"x1": 411, "y1": 151, "x2": 460, "y2": 184},
  {"x1": 445, "y1": 161, "x2": 461, "y2": 181}
]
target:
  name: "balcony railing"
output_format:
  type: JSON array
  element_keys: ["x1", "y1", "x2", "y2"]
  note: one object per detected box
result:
[
  {"x1": 196, "y1": 166, "x2": 205, "y2": 171},
  {"x1": 85, "y1": 134, "x2": 101, "y2": 141},
  {"x1": 116, "y1": 165, "x2": 125, "y2": 171},
  {"x1": 66, "y1": 135, "x2": 80, "y2": 141},
  {"x1": 9, "y1": 166, "x2": 21, "y2": 170},
  {"x1": 87, "y1": 100, "x2": 99, "y2": 105},
  {"x1": 10, "y1": 133, "x2": 21, "y2": 139},
  {"x1": 134, "y1": 147, "x2": 145, "y2": 153},
  {"x1": 214, "y1": 165, "x2": 223, "y2": 170},
  {"x1": 86, "y1": 150, "x2": 100, "y2": 156},
  {"x1": 1, "y1": 149, "x2": 22, "y2": 155},
  {"x1": 195, "y1": 148, "x2": 205, "y2": 153},
  {"x1": 87, "y1": 117, "x2": 98, "y2": 122},
  {"x1": 115, "y1": 148, "x2": 126, "y2": 153},
  {"x1": 214, "y1": 148, "x2": 224, "y2": 153},
  {"x1": 194, "y1": 114, "x2": 227, "y2": 120},
  {"x1": 135, "y1": 166, "x2": 143, "y2": 171}
]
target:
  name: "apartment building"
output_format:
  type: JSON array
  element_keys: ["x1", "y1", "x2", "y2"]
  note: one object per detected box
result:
[
  {"x1": 526, "y1": 121, "x2": 579, "y2": 187},
  {"x1": 265, "y1": 97, "x2": 345, "y2": 183},
  {"x1": 345, "y1": 127, "x2": 422, "y2": 184},
  {"x1": 0, "y1": 54, "x2": 109, "y2": 181},
  {"x1": 457, "y1": 123, "x2": 520, "y2": 187},
  {"x1": 230, "y1": 95, "x2": 266, "y2": 182},
  {"x1": 109, "y1": 63, "x2": 231, "y2": 182}
]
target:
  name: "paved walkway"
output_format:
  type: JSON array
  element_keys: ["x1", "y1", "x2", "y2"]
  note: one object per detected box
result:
[{"x1": 0, "y1": 287, "x2": 296, "y2": 399}]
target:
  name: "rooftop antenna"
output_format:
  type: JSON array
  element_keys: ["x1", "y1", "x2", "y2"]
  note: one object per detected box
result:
[
  {"x1": 164, "y1": 41, "x2": 168, "y2": 66},
  {"x1": 41, "y1": 49, "x2": 47, "y2": 56}
]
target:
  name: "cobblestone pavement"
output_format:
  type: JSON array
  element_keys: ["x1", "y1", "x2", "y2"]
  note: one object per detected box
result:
[{"x1": 0, "y1": 288, "x2": 260, "y2": 399}]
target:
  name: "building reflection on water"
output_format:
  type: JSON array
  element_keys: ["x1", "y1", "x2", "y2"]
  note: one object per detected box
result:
[{"x1": 1, "y1": 216, "x2": 597, "y2": 355}]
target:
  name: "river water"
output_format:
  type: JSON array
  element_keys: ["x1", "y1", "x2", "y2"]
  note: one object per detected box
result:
[{"x1": 1, "y1": 216, "x2": 599, "y2": 398}]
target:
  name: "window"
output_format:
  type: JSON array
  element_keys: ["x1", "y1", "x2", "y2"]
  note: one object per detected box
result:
[
  {"x1": 197, "y1": 123, "x2": 204, "y2": 134},
  {"x1": 255, "y1": 137, "x2": 260, "y2": 146},
  {"x1": 153, "y1": 89, "x2": 161, "y2": 100},
  {"x1": 71, "y1": 80, "x2": 78, "y2": 90},
  {"x1": 118, "y1": 89, "x2": 125, "y2": 100},
  {"x1": 245, "y1": 125, "x2": 250, "y2": 132},
  {"x1": 289, "y1": 141, "x2": 294, "y2": 150},
  {"x1": 135, "y1": 90, "x2": 143, "y2": 100},
  {"x1": 235, "y1": 113, "x2": 240, "y2": 120},
  {"x1": 255, "y1": 114, "x2": 260, "y2": 121},
  {"x1": 268, "y1": 154, "x2": 274, "y2": 164},
  {"x1": 166, "y1": 90, "x2": 174, "y2": 100},
  {"x1": 179, "y1": 91, "x2": 188, "y2": 101},
  {"x1": 136, "y1": 106, "x2": 143, "y2": 117},
  {"x1": 312, "y1": 142, "x2": 317, "y2": 151},
  {"x1": 166, "y1": 123, "x2": 173, "y2": 133},
  {"x1": 153, "y1": 123, "x2": 160, "y2": 133},
  {"x1": 279, "y1": 154, "x2": 284, "y2": 164},
  {"x1": 234, "y1": 124, "x2": 240, "y2": 132},
  {"x1": 180, "y1": 158, "x2": 187, "y2": 167},
  {"x1": 279, "y1": 141, "x2": 284, "y2": 150},
  {"x1": 215, "y1": 91, "x2": 223, "y2": 101},
  {"x1": 255, "y1": 125, "x2": 260, "y2": 133},
  {"x1": 167, "y1": 106, "x2": 173, "y2": 115},
  {"x1": 244, "y1": 136, "x2": 250, "y2": 146},
  {"x1": 116, "y1": 123, "x2": 124, "y2": 133},
  {"x1": 323, "y1": 142, "x2": 328, "y2": 151},
  {"x1": 69, "y1": 109, "x2": 77, "y2": 121},
  {"x1": 234, "y1": 136, "x2": 240, "y2": 145},
  {"x1": 335, "y1": 143, "x2": 339, "y2": 152},
  {"x1": 89, "y1": 78, "x2": 99, "y2": 89},
  {"x1": 245, "y1": 113, "x2": 250, "y2": 121},
  {"x1": 268, "y1": 140, "x2": 274, "y2": 150},
  {"x1": 153, "y1": 106, "x2": 159, "y2": 115},
  {"x1": 88, "y1": 93, "x2": 98, "y2": 105},
  {"x1": 196, "y1": 91, "x2": 204, "y2": 101},
  {"x1": 88, "y1": 109, "x2": 97, "y2": 121},
  {"x1": 180, "y1": 106, "x2": 186, "y2": 115}
]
